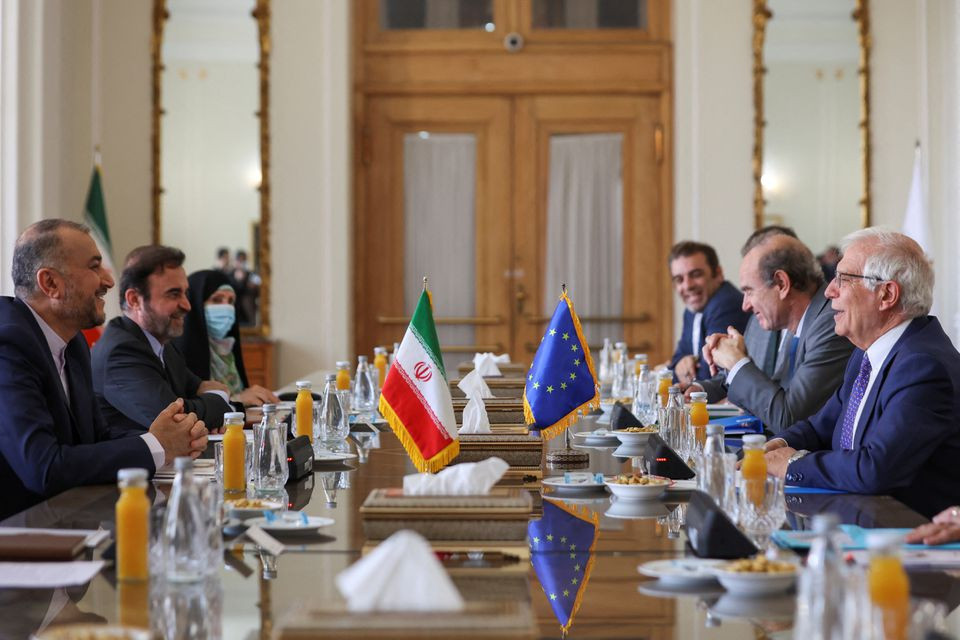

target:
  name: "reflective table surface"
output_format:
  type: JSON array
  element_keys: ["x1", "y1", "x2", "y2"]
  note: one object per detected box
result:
[{"x1": 1, "y1": 417, "x2": 953, "y2": 640}]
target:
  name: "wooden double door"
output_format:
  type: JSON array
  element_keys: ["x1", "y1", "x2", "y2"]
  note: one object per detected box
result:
[{"x1": 354, "y1": 93, "x2": 672, "y2": 371}]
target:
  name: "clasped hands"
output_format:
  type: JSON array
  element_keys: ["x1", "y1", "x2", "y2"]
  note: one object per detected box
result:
[
  {"x1": 149, "y1": 398, "x2": 209, "y2": 466},
  {"x1": 702, "y1": 326, "x2": 749, "y2": 376}
]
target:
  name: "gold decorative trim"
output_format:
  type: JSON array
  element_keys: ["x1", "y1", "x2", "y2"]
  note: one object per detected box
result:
[
  {"x1": 150, "y1": 0, "x2": 272, "y2": 337},
  {"x1": 149, "y1": 0, "x2": 166, "y2": 246},
  {"x1": 752, "y1": 0, "x2": 871, "y2": 229}
]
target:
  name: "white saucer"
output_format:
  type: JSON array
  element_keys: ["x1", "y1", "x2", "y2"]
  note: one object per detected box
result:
[
  {"x1": 637, "y1": 580, "x2": 725, "y2": 599},
  {"x1": 711, "y1": 567, "x2": 797, "y2": 596},
  {"x1": 247, "y1": 513, "x2": 335, "y2": 532},
  {"x1": 605, "y1": 499, "x2": 670, "y2": 519},
  {"x1": 665, "y1": 479, "x2": 698, "y2": 492},
  {"x1": 542, "y1": 473, "x2": 606, "y2": 494},
  {"x1": 611, "y1": 429, "x2": 656, "y2": 444}
]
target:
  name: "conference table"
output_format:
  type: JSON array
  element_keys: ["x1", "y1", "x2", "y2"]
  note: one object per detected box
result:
[{"x1": 1, "y1": 416, "x2": 956, "y2": 639}]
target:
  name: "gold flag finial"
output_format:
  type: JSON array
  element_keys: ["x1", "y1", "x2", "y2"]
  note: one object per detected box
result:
[
  {"x1": 422, "y1": 276, "x2": 428, "y2": 291},
  {"x1": 561, "y1": 283, "x2": 567, "y2": 295}
]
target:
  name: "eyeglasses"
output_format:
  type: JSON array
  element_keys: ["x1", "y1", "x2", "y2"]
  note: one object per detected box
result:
[{"x1": 833, "y1": 271, "x2": 885, "y2": 288}]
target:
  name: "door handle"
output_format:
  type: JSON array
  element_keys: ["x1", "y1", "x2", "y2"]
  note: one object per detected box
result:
[{"x1": 515, "y1": 283, "x2": 527, "y2": 316}]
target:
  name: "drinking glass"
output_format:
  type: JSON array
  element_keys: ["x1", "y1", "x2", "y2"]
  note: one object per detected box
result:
[
  {"x1": 736, "y1": 474, "x2": 786, "y2": 548},
  {"x1": 213, "y1": 442, "x2": 224, "y2": 483},
  {"x1": 698, "y1": 451, "x2": 737, "y2": 516}
]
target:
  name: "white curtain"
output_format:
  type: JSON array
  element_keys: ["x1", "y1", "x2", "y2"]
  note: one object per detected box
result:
[
  {"x1": 544, "y1": 133, "x2": 624, "y2": 349},
  {"x1": 403, "y1": 133, "x2": 476, "y2": 374}
]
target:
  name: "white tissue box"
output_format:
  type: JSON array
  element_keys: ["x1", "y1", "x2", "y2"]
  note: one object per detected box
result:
[
  {"x1": 457, "y1": 361, "x2": 527, "y2": 377},
  {"x1": 360, "y1": 488, "x2": 534, "y2": 543},
  {"x1": 453, "y1": 398, "x2": 526, "y2": 425}
]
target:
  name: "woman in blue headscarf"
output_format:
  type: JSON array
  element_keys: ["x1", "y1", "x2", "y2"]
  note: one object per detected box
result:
[{"x1": 174, "y1": 269, "x2": 278, "y2": 407}]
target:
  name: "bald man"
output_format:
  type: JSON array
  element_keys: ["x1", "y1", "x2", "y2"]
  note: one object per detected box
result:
[{"x1": 699, "y1": 234, "x2": 854, "y2": 433}]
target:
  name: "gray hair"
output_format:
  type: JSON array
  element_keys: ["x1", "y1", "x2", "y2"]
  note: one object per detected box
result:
[
  {"x1": 842, "y1": 227, "x2": 933, "y2": 318},
  {"x1": 11, "y1": 219, "x2": 90, "y2": 299}
]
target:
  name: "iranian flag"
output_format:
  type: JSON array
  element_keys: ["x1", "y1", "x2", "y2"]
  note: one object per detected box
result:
[
  {"x1": 81, "y1": 165, "x2": 120, "y2": 346},
  {"x1": 379, "y1": 289, "x2": 459, "y2": 473}
]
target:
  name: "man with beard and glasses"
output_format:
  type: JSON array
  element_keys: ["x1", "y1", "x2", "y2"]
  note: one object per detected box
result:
[
  {"x1": 92, "y1": 245, "x2": 233, "y2": 433},
  {"x1": 0, "y1": 220, "x2": 207, "y2": 519}
]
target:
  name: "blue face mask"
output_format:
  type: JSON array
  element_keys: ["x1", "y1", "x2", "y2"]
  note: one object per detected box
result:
[{"x1": 205, "y1": 304, "x2": 235, "y2": 339}]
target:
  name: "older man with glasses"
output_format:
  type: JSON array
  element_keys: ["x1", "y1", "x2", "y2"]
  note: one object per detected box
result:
[{"x1": 765, "y1": 228, "x2": 960, "y2": 518}]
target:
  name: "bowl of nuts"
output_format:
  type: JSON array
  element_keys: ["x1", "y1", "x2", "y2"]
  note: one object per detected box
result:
[
  {"x1": 604, "y1": 473, "x2": 672, "y2": 500},
  {"x1": 612, "y1": 426, "x2": 658, "y2": 445},
  {"x1": 224, "y1": 497, "x2": 284, "y2": 520},
  {"x1": 711, "y1": 554, "x2": 798, "y2": 596}
]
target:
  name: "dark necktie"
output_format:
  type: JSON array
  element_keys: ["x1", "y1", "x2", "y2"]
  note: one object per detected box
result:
[
  {"x1": 786, "y1": 335, "x2": 800, "y2": 379},
  {"x1": 762, "y1": 331, "x2": 781, "y2": 377},
  {"x1": 839, "y1": 355, "x2": 872, "y2": 449}
]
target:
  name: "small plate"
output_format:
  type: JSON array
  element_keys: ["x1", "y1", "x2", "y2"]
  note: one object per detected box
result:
[
  {"x1": 604, "y1": 476, "x2": 671, "y2": 500},
  {"x1": 572, "y1": 429, "x2": 620, "y2": 444},
  {"x1": 612, "y1": 429, "x2": 656, "y2": 444},
  {"x1": 247, "y1": 513, "x2": 335, "y2": 532},
  {"x1": 711, "y1": 567, "x2": 797, "y2": 596},
  {"x1": 542, "y1": 473, "x2": 606, "y2": 494},
  {"x1": 314, "y1": 450, "x2": 358, "y2": 461},
  {"x1": 605, "y1": 499, "x2": 670, "y2": 520},
  {"x1": 638, "y1": 558, "x2": 726, "y2": 586},
  {"x1": 224, "y1": 499, "x2": 283, "y2": 520}
]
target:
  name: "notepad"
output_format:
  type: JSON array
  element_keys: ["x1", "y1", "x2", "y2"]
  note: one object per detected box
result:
[{"x1": 0, "y1": 533, "x2": 88, "y2": 560}]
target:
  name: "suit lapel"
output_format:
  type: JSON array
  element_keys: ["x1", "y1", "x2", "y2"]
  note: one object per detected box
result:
[
  {"x1": 851, "y1": 319, "x2": 921, "y2": 448},
  {"x1": 793, "y1": 285, "x2": 830, "y2": 372}
]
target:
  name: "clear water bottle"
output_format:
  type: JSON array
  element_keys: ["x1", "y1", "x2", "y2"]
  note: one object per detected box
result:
[
  {"x1": 254, "y1": 403, "x2": 289, "y2": 491},
  {"x1": 660, "y1": 385, "x2": 689, "y2": 456},
  {"x1": 352, "y1": 355, "x2": 378, "y2": 412},
  {"x1": 698, "y1": 424, "x2": 729, "y2": 507},
  {"x1": 794, "y1": 514, "x2": 843, "y2": 640},
  {"x1": 598, "y1": 338, "x2": 613, "y2": 384},
  {"x1": 163, "y1": 457, "x2": 208, "y2": 583},
  {"x1": 319, "y1": 373, "x2": 349, "y2": 448},
  {"x1": 632, "y1": 364, "x2": 658, "y2": 426}
]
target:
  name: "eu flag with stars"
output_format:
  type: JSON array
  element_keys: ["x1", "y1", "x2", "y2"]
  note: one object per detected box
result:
[
  {"x1": 523, "y1": 291, "x2": 599, "y2": 439},
  {"x1": 529, "y1": 498, "x2": 599, "y2": 634}
]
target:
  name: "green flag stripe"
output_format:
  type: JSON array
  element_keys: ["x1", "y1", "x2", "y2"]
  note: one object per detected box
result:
[
  {"x1": 84, "y1": 167, "x2": 112, "y2": 252},
  {"x1": 410, "y1": 290, "x2": 445, "y2": 377}
]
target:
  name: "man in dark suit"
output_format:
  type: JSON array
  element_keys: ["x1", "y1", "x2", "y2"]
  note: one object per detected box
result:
[
  {"x1": 698, "y1": 234, "x2": 854, "y2": 433},
  {"x1": 665, "y1": 241, "x2": 750, "y2": 385},
  {"x1": 765, "y1": 229, "x2": 960, "y2": 519},
  {"x1": 92, "y1": 245, "x2": 233, "y2": 433},
  {"x1": 0, "y1": 220, "x2": 206, "y2": 519}
]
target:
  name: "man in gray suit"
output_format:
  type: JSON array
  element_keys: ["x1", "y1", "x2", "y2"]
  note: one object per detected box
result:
[{"x1": 694, "y1": 234, "x2": 854, "y2": 433}]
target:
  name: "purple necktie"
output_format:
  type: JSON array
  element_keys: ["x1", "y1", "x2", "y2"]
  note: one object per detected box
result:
[{"x1": 839, "y1": 354, "x2": 872, "y2": 449}]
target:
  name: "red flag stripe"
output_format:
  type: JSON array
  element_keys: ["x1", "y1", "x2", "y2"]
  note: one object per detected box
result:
[{"x1": 382, "y1": 362, "x2": 453, "y2": 460}]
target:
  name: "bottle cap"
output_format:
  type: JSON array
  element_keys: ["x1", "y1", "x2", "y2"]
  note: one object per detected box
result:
[
  {"x1": 117, "y1": 468, "x2": 148, "y2": 482},
  {"x1": 374, "y1": 346, "x2": 387, "y2": 355},
  {"x1": 336, "y1": 360, "x2": 351, "y2": 368},
  {"x1": 223, "y1": 412, "x2": 245, "y2": 422},
  {"x1": 706, "y1": 424, "x2": 724, "y2": 436},
  {"x1": 811, "y1": 513, "x2": 839, "y2": 533},
  {"x1": 690, "y1": 392, "x2": 708, "y2": 402},
  {"x1": 325, "y1": 373, "x2": 337, "y2": 382},
  {"x1": 615, "y1": 341, "x2": 627, "y2": 349},
  {"x1": 668, "y1": 385, "x2": 680, "y2": 394},
  {"x1": 261, "y1": 403, "x2": 277, "y2": 413},
  {"x1": 358, "y1": 355, "x2": 368, "y2": 363},
  {"x1": 635, "y1": 353, "x2": 648, "y2": 361},
  {"x1": 742, "y1": 434, "x2": 766, "y2": 446},
  {"x1": 296, "y1": 380, "x2": 312, "y2": 390},
  {"x1": 658, "y1": 369, "x2": 673, "y2": 379},
  {"x1": 639, "y1": 364, "x2": 649, "y2": 372},
  {"x1": 174, "y1": 457, "x2": 193, "y2": 471}
]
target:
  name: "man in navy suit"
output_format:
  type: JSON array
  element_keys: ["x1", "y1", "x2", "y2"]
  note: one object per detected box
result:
[
  {"x1": 766, "y1": 228, "x2": 960, "y2": 518},
  {"x1": 92, "y1": 246, "x2": 233, "y2": 433},
  {"x1": 0, "y1": 220, "x2": 207, "y2": 520},
  {"x1": 666, "y1": 241, "x2": 750, "y2": 385}
]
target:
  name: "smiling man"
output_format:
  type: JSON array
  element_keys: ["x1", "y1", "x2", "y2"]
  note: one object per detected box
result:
[
  {"x1": 764, "y1": 229, "x2": 960, "y2": 518},
  {"x1": 0, "y1": 221, "x2": 207, "y2": 519},
  {"x1": 92, "y1": 245, "x2": 233, "y2": 433},
  {"x1": 699, "y1": 234, "x2": 853, "y2": 433},
  {"x1": 665, "y1": 241, "x2": 750, "y2": 384}
]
